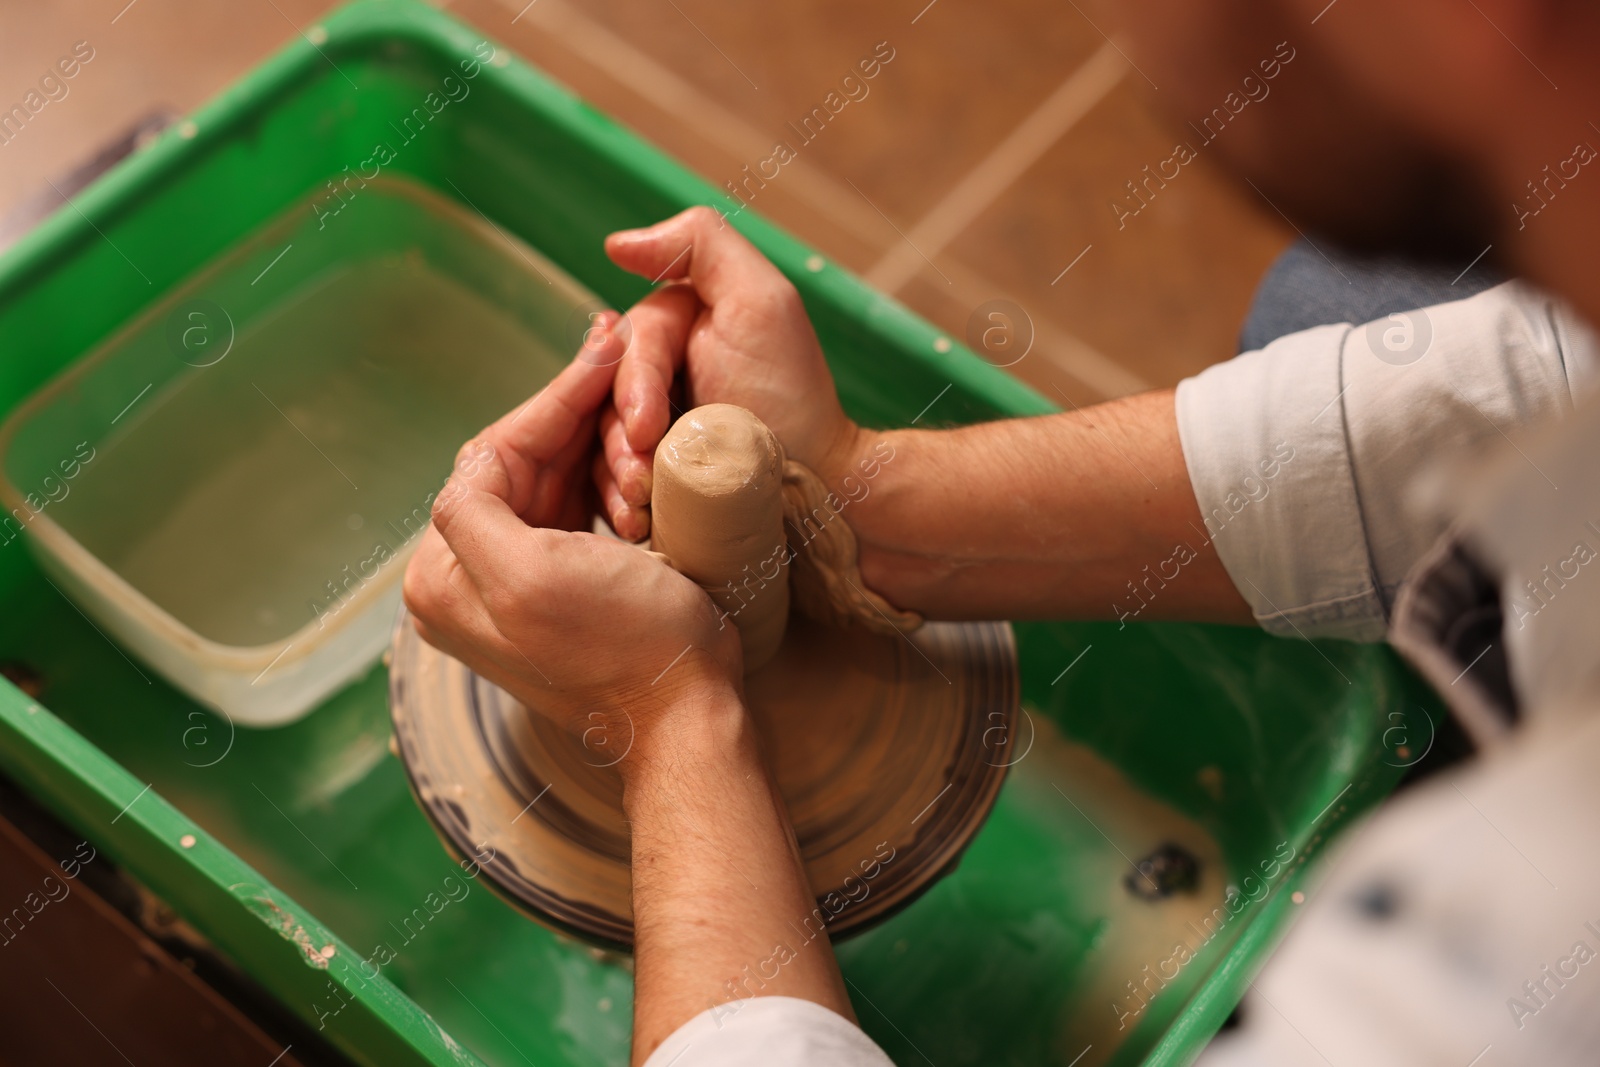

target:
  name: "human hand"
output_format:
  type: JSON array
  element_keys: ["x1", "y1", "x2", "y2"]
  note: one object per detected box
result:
[
  {"x1": 402, "y1": 328, "x2": 745, "y2": 770},
  {"x1": 596, "y1": 206, "x2": 865, "y2": 540}
]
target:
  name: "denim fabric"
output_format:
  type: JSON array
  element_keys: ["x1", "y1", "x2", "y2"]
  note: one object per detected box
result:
[{"x1": 1238, "y1": 239, "x2": 1504, "y2": 354}]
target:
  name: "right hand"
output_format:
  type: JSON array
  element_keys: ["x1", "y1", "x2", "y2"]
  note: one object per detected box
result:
[{"x1": 596, "y1": 206, "x2": 863, "y2": 540}]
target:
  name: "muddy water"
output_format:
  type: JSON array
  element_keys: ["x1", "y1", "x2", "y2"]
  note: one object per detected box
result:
[
  {"x1": 837, "y1": 708, "x2": 1263, "y2": 1067},
  {"x1": 1010, "y1": 717, "x2": 1232, "y2": 1064},
  {"x1": 53, "y1": 255, "x2": 568, "y2": 648}
]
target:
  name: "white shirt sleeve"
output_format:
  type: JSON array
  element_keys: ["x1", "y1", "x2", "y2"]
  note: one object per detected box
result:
[
  {"x1": 642, "y1": 997, "x2": 895, "y2": 1067},
  {"x1": 1174, "y1": 280, "x2": 1598, "y2": 641}
]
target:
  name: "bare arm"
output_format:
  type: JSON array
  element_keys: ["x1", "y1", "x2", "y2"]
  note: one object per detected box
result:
[
  {"x1": 402, "y1": 341, "x2": 856, "y2": 1067},
  {"x1": 838, "y1": 390, "x2": 1252, "y2": 624},
  {"x1": 623, "y1": 683, "x2": 854, "y2": 1064},
  {"x1": 599, "y1": 208, "x2": 1252, "y2": 627}
]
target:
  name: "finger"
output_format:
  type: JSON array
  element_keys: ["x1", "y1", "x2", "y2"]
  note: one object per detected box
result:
[
  {"x1": 403, "y1": 527, "x2": 497, "y2": 658},
  {"x1": 454, "y1": 329, "x2": 620, "y2": 521},
  {"x1": 605, "y1": 205, "x2": 785, "y2": 315},
  {"x1": 594, "y1": 450, "x2": 650, "y2": 542},
  {"x1": 407, "y1": 517, "x2": 558, "y2": 705},
  {"x1": 467, "y1": 323, "x2": 620, "y2": 502},
  {"x1": 601, "y1": 404, "x2": 652, "y2": 508},
  {"x1": 433, "y1": 478, "x2": 564, "y2": 608},
  {"x1": 488, "y1": 331, "x2": 620, "y2": 460},
  {"x1": 614, "y1": 283, "x2": 700, "y2": 454},
  {"x1": 526, "y1": 405, "x2": 603, "y2": 531}
]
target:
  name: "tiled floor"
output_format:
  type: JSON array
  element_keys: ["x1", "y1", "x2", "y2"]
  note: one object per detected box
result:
[{"x1": 0, "y1": 0, "x2": 1290, "y2": 403}]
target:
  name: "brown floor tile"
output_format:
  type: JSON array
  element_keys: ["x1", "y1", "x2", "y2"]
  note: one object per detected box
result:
[
  {"x1": 540, "y1": 0, "x2": 1106, "y2": 224},
  {"x1": 448, "y1": 0, "x2": 888, "y2": 273},
  {"x1": 3, "y1": 0, "x2": 1287, "y2": 407},
  {"x1": 941, "y1": 80, "x2": 1292, "y2": 388},
  {"x1": 0, "y1": 0, "x2": 340, "y2": 214},
  {"x1": 895, "y1": 267, "x2": 1131, "y2": 407}
]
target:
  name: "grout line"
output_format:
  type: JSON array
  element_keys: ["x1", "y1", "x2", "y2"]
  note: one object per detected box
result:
[
  {"x1": 490, "y1": 0, "x2": 820, "y2": 204},
  {"x1": 846, "y1": 177, "x2": 951, "y2": 284},
  {"x1": 487, "y1": 0, "x2": 1143, "y2": 401},
  {"x1": 1063, "y1": 0, "x2": 1158, "y2": 89},
  {"x1": 936, "y1": 254, "x2": 1152, "y2": 399},
  {"x1": 663, "y1": 0, "x2": 759, "y2": 90},
  {"x1": 863, "y1": 42, "x2": 1125, "y2": 294}
]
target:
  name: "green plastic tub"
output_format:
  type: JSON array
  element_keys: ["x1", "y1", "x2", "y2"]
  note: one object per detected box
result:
[
  {"x1": 0, "y1": 2, "x2": 1440, "y2": 1064},
  {"x1": 0, "y1": 174, "x2": 596, "y2": 726}
]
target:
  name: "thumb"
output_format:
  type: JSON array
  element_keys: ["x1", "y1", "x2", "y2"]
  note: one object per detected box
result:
[
  {"x1": 604, "y1": 206, "x2": 781, "y2": 308},
  {"x1": 432, "y1": 478, "x2": 557, "y2": 598}
]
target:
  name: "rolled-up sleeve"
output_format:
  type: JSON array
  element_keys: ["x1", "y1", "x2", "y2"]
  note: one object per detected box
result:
[
  {"x1": 1174, "y1": 281, "x2": 1596, "y2": 641},
  {"x1": 642, "y1": 997, "x2": 895, "y2": 1067}
]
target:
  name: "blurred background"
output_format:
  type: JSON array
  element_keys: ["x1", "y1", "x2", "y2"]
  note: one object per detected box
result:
[
  {"x1": 1, "y1": 0, "x2": 1291, "y2": 406},
  {"x1": 0, "y1": 2, "x2": 1309, "y2": 1063}
]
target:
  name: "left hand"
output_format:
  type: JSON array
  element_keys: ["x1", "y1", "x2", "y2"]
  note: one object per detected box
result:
[{"x1": 402, "y1": 316, "x2": 745, "y2": 763}]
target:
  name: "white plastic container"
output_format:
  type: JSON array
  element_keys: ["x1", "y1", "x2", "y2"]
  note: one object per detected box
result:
[{"x1": 0, "y1": 177, "x2": 597, "y2": 725}]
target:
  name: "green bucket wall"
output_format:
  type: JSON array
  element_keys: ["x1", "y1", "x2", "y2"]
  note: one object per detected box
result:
[{"x1": 0, "y1": 2, "x2": 1437, "y2": 1064}]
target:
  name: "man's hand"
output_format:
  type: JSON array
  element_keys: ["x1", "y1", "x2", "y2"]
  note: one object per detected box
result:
[
  {"x1": 403, "y1": 320, "x2": 743, "y2": 762},
  {"x1": 403, "y1": 317, "x2": 855, "y2": 1065},
  {"x1": 592, "y1": 210, "x2": 1251, "y2": 627},
  {"x1": 597, "y1": 206, "x2": 866, "y2": 540}
]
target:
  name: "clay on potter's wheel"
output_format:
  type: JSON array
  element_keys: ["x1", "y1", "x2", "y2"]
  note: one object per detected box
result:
[
  {"x1": 650, "y1": 403, "x2": 790, "y2": 671},
  {"x1": 388, "y1": 405, "x2": 1019, "y2": 950}
]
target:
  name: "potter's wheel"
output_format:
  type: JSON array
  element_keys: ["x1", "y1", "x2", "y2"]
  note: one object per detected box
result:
[
  {"x1": 389, "y1": 609, "x2": 1017, "y2": 949},
  {"x1": 390, "y1": 403, "x2": 1018, "y2": 949}
]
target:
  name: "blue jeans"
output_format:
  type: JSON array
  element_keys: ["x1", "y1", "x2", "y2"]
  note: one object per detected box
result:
[{"x1": 1238, "y1": 240, "x2": 1503, "y2": 354}]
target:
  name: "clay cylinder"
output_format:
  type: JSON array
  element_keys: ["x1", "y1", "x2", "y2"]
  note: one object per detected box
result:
[{"x1": 651, "y1": 404, "x2": 791, "y2": 672}]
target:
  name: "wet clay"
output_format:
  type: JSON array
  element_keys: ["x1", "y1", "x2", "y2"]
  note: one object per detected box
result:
[
  {"x1": 649, "y1": 403, "x2": 921, "y2": 658},
  {"x1": 781, "y1": 460, "x2": 921, "y2": 636},
  {"x1": 651, "y1": 404, "x2": 790, "y2": 671}
]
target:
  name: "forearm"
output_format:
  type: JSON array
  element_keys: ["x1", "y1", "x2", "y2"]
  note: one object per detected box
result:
[
  {"x1": 623, "y1": 683, "x2": 853, "y2": 1066},
  {"x1": 825, "y1": 388, "x2": 1252, "y2": 624}
]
